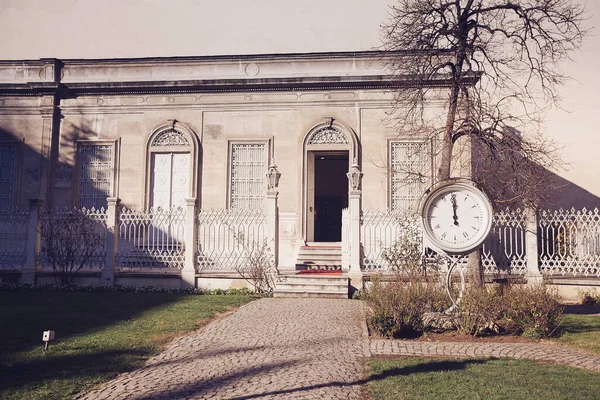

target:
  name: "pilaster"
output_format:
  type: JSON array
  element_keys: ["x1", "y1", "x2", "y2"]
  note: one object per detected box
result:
[
  {"x1": 267, "y1": 190, "x2": 279, "y2": 269},
  {"x1": 22, "y1": 199, "x2": 43, "y2": 284},
  {"x1": 525, "y1": 207, "x2": 543, "y2": 284},
  {"x1": 101, "y1": 197, "x2": 119, "y2": 285},
  {"x1": 181, "y1": 198, "x2": 197, "y2": 288}
]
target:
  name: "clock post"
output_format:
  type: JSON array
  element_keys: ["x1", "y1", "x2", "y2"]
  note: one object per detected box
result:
[{"x1": 418, "y1": 178, "x2": 494, "y2": 312}]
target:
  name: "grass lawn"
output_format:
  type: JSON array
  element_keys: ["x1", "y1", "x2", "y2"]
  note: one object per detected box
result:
[
  {"x1": 0, "y1": 291, "x2": 255, "y2": 400},
  {"x1": 367, "y1": 357, "x2": 600, "y2": 400},
  {"x1": 552, "y1": 311, "x2": 600, "y2": 354}
]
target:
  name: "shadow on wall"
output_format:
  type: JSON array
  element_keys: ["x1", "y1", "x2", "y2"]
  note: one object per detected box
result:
[
  {"x1": 471, "y1": 129, "x2": 600, "y2": 210},
  {"x1": 0, "y1": 125, "x2": 186, "y2": 278}
]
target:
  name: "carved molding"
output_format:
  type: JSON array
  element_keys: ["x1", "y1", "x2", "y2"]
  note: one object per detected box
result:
[
  {"x1": 151, "y1": 129, "x2": 190, "y2": 147},
  {"x1": 307, "y1": 127, "x2": 348, "y2": 145}
]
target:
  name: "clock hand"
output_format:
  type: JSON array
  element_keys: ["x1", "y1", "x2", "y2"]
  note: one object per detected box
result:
[{"x1": 451, "y1": 193, "x2": 459, "y2": 226}]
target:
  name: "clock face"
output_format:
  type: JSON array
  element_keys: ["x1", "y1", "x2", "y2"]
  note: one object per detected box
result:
[{"x1": 421, "y1": 181, "x2": 493, "y2": 254}]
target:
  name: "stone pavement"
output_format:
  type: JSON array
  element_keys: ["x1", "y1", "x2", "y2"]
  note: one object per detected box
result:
[
  {"x1": 370, "y1": 339, "x2": 600, "y2": 372},
  {"x1": 77, "y1": 298, "x2": 600, "y2": 400},
  {"x1": 76, "y1": 298, "x2": 370, "y2": 400}
]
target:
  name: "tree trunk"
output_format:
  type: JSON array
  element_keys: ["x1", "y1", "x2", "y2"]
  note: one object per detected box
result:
[{"x1": 467, "y1": 249, "x2": 484, "y2": 287}]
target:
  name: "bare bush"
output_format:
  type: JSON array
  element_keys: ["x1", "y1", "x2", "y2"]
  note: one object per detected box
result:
[
  {"x1": 40, "y1": 209, "x2": 105, "y2": 285},
  {"x1": 234, "y1": 238, "x2": 276, "y2": 294}
]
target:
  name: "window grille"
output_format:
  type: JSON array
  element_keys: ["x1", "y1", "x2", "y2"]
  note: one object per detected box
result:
[
  {"x1": 230, "y1": 143, "x2": 266, "y2": 210},
  {"x1": 78, "y1": 144, "x2": 114, "y2": 209},
  {"x1": 0, "y1": 144, "x2": 15, "y2": 210},
  {"x1": 390, "y1": 141, "x2": 430, "y2": 212}
]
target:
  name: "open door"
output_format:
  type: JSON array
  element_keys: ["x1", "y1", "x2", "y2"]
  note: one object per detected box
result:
[{"x1": 308, "y1": 151, "x2": 349, "y2": 242}]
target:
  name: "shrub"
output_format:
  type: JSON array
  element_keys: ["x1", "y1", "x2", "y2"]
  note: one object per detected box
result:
[
  {"x1": 39, "y1": 208, "x2": 105, "y2": 285},
  {"x1": 364, "y1": 276, "x2": 450, "y2": 338},
  {"x1": 579, "y1": 289, "x2": 599, "y2": 306},
  {"x1": 233, "y1": 238, "x2": 276, "y2": 294},
  {"x1": 455, "y1": 284, "x2": 507, "y2": 335},
  {"x1": 505, "y1": 285, "x2": 564, "y2": 338}
]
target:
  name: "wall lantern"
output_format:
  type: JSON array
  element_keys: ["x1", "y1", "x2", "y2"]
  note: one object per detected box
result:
[
  {"x1": 267, "y1": 162, "x2": 281, "y2": 190},
  {"x1": 347, "y1": 159, "x2": 363, "y2": 191}
]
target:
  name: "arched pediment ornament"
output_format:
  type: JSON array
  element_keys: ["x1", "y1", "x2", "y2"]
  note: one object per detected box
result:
[
  {"x1": 151, "y1": 129, "x2": 190, "y2": 147},
  {"x1": 307, "y1": 127, "x2": 348, "y2": 145}
]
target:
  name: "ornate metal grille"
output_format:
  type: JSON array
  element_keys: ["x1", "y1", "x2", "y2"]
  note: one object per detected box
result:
[
  {"x1": 196, "y1": 209, "x2": 267, "y2": 271},
  {"x1": 308, "y1": 127, "x2": 348, "y2": 145},
  {"x1": 539, "y1": 208, "x2": 600, "y2": 276},
  {"x1": 117, "y1": 207, "x2": 186, "y2": 271},
  {"x1": 0, "y1": 144, "x2": 16, "y2": 211},
  {"x1": 481, "y1": 208, "x2": 527, "y2": 275},
  {"x1": 79, "y1": 144, "x2": 114, "y2": 209},
  {"x1": 0, "y1": 210, "x2": 28, "y2": 270},
  {"x1": 151, "y1": 129, "x2": 190, "y2": 147},
  {"x1": 390, "y1": 141, "x2": 429, "y2": 212},
  {"x1": 229, "y1": 143, "x2": 266, "y2": 210}
]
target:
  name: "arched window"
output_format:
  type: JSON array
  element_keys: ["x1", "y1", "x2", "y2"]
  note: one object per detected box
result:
[{"x1": 145, "y1": 121, "x2": 200, "y2": 209}]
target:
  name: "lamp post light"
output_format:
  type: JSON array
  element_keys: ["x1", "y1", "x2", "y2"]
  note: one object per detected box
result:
[{"x1": 267, "y1": 161, "x2": 281, "y2": 190}]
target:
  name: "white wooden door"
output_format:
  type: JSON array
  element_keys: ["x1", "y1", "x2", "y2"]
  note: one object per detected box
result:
[{"x1": 151, "y1": 153, "x2": 190, "y2": 209}]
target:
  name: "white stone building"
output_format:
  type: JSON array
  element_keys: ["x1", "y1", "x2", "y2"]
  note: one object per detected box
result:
[{"x1": 0, "y1": 51, "x2": 598, "y2": 298}]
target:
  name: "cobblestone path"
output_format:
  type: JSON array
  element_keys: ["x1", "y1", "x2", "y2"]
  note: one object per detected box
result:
[
  {"x1": 371, "y1": 339, "x2": 600, "y2": 371},
  {"x1": 77, "y1": 298, "x2": 600, "y2": 400},
  {"x1": 77, "y1": 298, "x2": 368, "y2": 400}
]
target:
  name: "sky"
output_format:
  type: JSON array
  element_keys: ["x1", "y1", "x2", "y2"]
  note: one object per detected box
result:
[{"x1": 0, "y1": 0, "x2": 598, "y2": 196}]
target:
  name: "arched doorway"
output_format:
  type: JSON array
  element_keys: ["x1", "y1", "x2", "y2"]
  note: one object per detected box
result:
[{"x1": 301, "y1": 117, "x2": 360, "y2": 243}]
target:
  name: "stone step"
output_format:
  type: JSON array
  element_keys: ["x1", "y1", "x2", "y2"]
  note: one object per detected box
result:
[
  {"x1": 296, "y1": 245, "x2": 343, "y2": 269},
  {"x1": 273, "y1": 274, "x2": 349, "y2": 299},
  {"x1": 273, "y1": 289, "x2": 349, "y2": 299}
]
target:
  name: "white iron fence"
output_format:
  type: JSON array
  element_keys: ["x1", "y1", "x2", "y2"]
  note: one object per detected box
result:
[
  {"x1": 0, "y1": 210, "x2": 29, "y2": 271},
  {"x1": 361, "y1": 210, "x2": 420, "y2": 272},
  {"x1": 481, "y1": 208, "x2": 527, "y2": 276},
  {"x1": 3, "y1": 203, "x2": 600, "y2": 281},
  {"x1": 539, "y1": 208, "x2": 600, "y2": 277},
  {"x1": 117, "y1": 207, "x2": 186, "y2": 271},
  {"x1": 358, "y1": 207, "x2": 600, "y2": 277},
  {"x1": 196, "y1": 209, "x2": 267, "y2": 271},
  {"x1": 39, "y1": 207, "x2": 108, "y2": 271}
]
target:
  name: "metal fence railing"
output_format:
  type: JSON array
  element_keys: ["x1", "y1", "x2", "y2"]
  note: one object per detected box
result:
[
  {"x1": 481, "y1": 208, "x2": 527, "y2": 276},
  {"x1": 0, "y1": 210, "x2": 29, "y2": 271},
  {"x1": 539, "y1": 208, "x2": 600, "y2": 277},
  {"x1": 196, "y1": 209, "x2": 267, "y2": 271},
  {"x1": 117, "y1": 207, "x2": 186, "y2": 271}
]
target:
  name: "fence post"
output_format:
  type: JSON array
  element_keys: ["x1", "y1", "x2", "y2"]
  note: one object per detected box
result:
[
  {"x1": 22, "y1": 199, "x2": 43, "y2": 285},
  {"x1": 524, "y1": 207, "x2": 543, "y2": 284},
  {"x1": 348, "y1": 190, "x2": 363, "y2": 286},
  {"x1": 267, "y1": 189, "x2": 279, "y2": 269},
  {"x1": 101, "y1": 197, "x2": 119, "y2": 285},
  {"x1": 181, "y1": 198, "x2": 197, "y2": 288}
]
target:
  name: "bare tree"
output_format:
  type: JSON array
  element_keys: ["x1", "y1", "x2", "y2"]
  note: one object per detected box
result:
[{"x1": 381, "y1": 0, "x2": 588, "y2": 285}]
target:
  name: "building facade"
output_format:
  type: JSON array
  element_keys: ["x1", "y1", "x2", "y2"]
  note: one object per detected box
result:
[{"x1": 0, "y1": 51, "x2": 598, "y2": 298}]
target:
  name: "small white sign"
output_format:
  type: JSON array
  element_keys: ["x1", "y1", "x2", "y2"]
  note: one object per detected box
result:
[{"x1": 42, "y1": 330, "x2": 55, "y2": 342}]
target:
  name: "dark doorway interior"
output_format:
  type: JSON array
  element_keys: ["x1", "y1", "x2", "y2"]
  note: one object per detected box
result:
[{"x1": 314, "y1": 152, "x2": 349, "y2": 242}]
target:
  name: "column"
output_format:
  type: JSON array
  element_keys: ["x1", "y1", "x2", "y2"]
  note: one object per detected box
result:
[
  {"x1": 346, "y1": 160, "x2": 363, "y2": 288},
  {"x1": 101, "y1": 197, "x2": 119, "y2": 285},
  {"x1": 524, "y1": 206, "x2": 543, "y2": 284},
  {"x1": 349, "y1": 191, "x2": 362, "y2": 275},
  {"x1": 267, "y1": 190, "x2": 279, "y2": 269},
  {"x1": 181, "y1": 198, "x2": 197, "y2": 288},
  {"x1": 22, "y1": 199, "x2": 43, "y2": 284}
]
